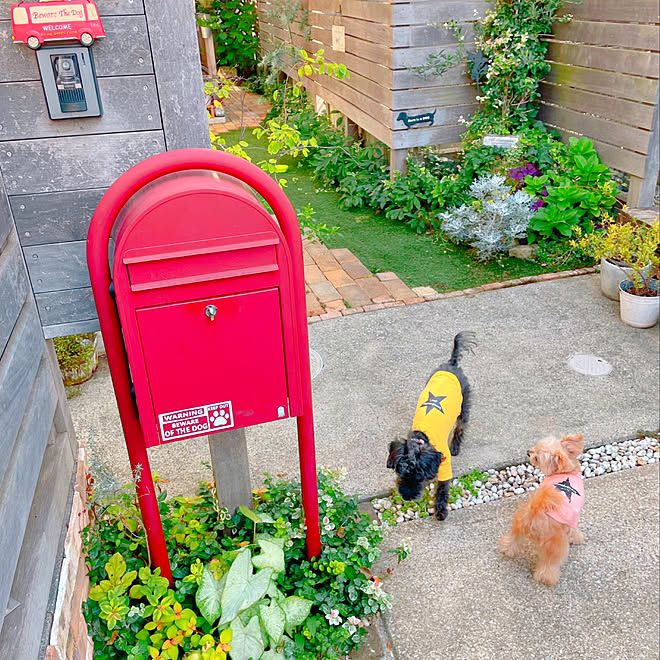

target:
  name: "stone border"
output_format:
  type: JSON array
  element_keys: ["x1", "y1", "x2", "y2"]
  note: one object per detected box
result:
[
  {"x1": 371, "y1": 435, "x2": 658, "y2": 524},
  {"x1": 308, "y1": 267, "x2": 599, "y2": 324}
]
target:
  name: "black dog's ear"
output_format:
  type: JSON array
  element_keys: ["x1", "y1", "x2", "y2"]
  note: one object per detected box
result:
[
  {"x1": 387, "y1": 440, "x2": 404, "y2": 469},
  {"x1": 417, "y1": 446, "x2": 444, "y2": 481}
]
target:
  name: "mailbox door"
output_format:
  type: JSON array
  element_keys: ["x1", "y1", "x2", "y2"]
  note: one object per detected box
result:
[{"x1": 135, "y1": 288, "x2": 289, "y2": 444}]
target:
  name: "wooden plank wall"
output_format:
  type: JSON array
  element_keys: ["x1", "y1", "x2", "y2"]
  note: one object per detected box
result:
[
  {"x1": 541, "y1": 0, "x2": 660, "y2": 205},
  {"x1": 257, "y1": 0, "x2": 488, "y2": 150},
  {"x1": 0, "y1": 0, "x2": 209, "y2": 338},
  {"x1": 0, "y1": 175, "x2": 77, "y2": 660}
]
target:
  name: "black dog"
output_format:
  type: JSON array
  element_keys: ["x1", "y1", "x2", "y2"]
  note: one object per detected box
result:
[{"x1": 387, "y1": 332, "x2": 476, "y2": 520}]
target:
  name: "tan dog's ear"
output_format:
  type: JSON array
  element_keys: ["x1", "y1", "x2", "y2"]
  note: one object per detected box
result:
[{"x1": 560, "y1": 434, "x2": 584, "y2": 458}]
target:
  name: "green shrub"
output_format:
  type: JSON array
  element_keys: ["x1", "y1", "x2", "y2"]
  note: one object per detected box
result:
[
  {"x1": 196, "y1": 1, "x2": 259, "y2": 76},
  {"x1": 83, "y1": 469, "x2": 396, "y2": 659},
  {"x1": 526, "y1": 137, "x2": 617, "y2": 241}
]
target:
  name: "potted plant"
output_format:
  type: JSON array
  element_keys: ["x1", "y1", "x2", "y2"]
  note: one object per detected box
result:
[
  {"x1": 53, "y1": 332, "x2": 100, "y2": 385},
  {"x1": 575, "y1": 218, "x2": 659, "y2": 328}
]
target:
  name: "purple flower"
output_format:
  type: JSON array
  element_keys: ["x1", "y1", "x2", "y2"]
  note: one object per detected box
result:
[{"x1": 507, "y1": 162, "x2": 542, "y2": 181}]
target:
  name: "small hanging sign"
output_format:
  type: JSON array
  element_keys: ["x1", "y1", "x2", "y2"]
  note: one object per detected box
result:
[
  {"x1": 397, "y1": 110, "x2": 436, "y2": 129},
  {"x1": 483, "y1": 134, "x2": 520, "y2": 148},
  {"x1": 332, "y1": 25, "x2": 345, "y2": 52}
]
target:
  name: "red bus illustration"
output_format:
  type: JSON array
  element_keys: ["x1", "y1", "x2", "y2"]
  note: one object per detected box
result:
[{"x1": 11, "y1": 1, "x2": 105, "y2": 49}]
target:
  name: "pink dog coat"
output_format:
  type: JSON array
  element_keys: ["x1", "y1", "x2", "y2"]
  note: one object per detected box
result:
[{"x1": 540, "y1": 473, "x2": 584, "y2": 528}]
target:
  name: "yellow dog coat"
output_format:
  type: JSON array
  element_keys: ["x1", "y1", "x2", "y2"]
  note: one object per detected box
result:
[{"x1": 412, "y1": 371, "x2": 463, "y2": 482}]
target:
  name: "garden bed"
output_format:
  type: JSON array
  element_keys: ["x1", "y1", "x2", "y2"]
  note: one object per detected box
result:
[
  {"x1": 82, "y1": 470, "x2": 402, "y2": 660},
  {"x1": 221, "y1": 130, "x2": 576, "y2": 291}
]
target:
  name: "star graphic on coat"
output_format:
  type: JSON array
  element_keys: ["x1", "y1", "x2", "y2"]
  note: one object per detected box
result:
[
  {"x1": 554, "y1": 478, "x2": 581, "y2": 502},
  {"x1": 421, "y1": 392, "x2": 447, "y2": 415}
]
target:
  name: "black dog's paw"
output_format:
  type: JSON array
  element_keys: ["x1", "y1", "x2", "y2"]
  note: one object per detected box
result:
[
  {"x1": 449, "y1": 443, "x2": 460, "y2": 457},
  {"x1": 435, "y1": 507, "x2": 449, "y2": 521}
]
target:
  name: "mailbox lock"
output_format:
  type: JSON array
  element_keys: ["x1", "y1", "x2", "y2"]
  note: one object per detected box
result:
[{"x1": 205, "y1": 304, "x2": 218, "y2": 321}]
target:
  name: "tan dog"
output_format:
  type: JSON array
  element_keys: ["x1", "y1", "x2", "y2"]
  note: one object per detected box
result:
[{"x1": 499, "y1": 434, "x2": 585, "y2": 585}]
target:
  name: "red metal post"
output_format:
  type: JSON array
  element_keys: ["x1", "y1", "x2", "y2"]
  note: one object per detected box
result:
[
  {"x1": 87, "y1": 149, "x2": 322, "y2": 568},
  {"x1": 87, "y1": 201, "x2": 173, "y2": 584}
]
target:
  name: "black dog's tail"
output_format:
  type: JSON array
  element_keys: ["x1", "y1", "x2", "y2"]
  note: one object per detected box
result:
[{"x1": 449, "y1": 331, "x2": 477, "y2": 367}]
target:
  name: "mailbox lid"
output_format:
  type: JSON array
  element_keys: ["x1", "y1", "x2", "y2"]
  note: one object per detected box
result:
[
  {"x1": 135, "y1": 288, "x2": 289, "y2": 445},
  {"x1": 113, "y1": 171, "x2": 277, "y2": 252}
]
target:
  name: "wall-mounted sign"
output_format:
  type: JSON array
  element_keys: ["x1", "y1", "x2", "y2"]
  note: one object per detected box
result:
[
  {"x1": 397, "y1": 109, "x2": 436, "y2": 129},
  {"x1": 11, "y1": 1, "x2": 105, "y2": 49},
  {"x1": 483, "y1": 134, "x2": 520, "y2": 148},
  {"x1": 332, "y1": 25, "x2": 345, "y2": 52}
]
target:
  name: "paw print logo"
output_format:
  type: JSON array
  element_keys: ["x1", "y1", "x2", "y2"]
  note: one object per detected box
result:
[{"x1": 211, "y1": 409, "x2": 230, "y2": 428}]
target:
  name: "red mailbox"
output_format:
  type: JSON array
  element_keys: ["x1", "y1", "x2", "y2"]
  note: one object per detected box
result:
[{"x1": 88, "y1": 149, "x2": 321, "y2": 583}]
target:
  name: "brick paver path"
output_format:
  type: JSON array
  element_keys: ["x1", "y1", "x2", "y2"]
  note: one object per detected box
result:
[
  {"x1": 303, "y1": 239, "x2": 427, "y2": 320},
  {"x1": 210, "y1": 81, "x2": 271, "y2": 134}
]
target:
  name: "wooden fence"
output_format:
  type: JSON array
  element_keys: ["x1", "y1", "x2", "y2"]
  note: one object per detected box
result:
[
  {"x1": 258, "y1": 0, "x2": 659, "y2": 201},
  {"x1": 542, "y1": 0, "x2": 660, "y2": 206},
  {"x1": 258, "y1": 0, "x2": 488, "y2": 170}
]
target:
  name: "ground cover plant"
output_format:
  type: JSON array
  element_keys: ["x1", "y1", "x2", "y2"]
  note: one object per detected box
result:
[{"x1": 83, "y1": 468, "x2": 397, "y2": 659}]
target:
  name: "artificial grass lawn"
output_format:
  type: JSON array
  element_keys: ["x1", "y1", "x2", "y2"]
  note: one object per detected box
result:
[{"x1": 221, "y1": 129, "x2": 557, "y2": 290}]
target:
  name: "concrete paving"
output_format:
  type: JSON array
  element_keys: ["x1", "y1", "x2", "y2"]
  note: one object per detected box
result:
[
  {"x1": 379, "y1": 464, "x2": 659, "y2": 660},
  {"x1": 68, "y1": 274, "x2": 659, "y2": 497}
]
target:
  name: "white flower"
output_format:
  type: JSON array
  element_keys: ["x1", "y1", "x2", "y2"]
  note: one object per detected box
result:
[
  {"x1": 326, "y1": 609, "x2": 342, "y2": 626},
  {"x1": 323, "y1": 516, "x2": 330, "y2": 525},
  {"x1": 347, "y1": 616, "x2": 361, "y2": 627}
]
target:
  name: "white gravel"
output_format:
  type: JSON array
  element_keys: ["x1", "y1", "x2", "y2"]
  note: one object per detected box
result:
[{"x1": 373, "y1": 436, "x2": 659, "y2": 523}]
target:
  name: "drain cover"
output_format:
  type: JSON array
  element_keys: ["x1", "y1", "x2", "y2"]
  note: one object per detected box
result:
[
  {"x1": 310, "y1": 348, "x2": 324, "y2": 380},
  {"x1": 568, "y1": 354, "x2": 612, "y2": 376}
]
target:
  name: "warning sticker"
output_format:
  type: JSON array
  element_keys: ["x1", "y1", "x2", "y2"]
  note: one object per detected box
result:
[{"x1": 159, "y1": 401, "x2": 234, "y2": 442}]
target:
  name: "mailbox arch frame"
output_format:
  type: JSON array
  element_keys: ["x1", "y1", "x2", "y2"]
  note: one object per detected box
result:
[{"x1": 87, "y1": 149, "x2": 322, "y2": 582}]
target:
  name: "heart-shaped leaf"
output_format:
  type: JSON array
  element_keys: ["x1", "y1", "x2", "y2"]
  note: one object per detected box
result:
[
  {"x1": 259, "y1": 600, "x2": 286, "y2": 646},
  {"x1": 219, "y1": 550, "x2": 273, "y2": 625},
  {"x1": 281, "y1": 596, "x2": 313, "y2": 633},
  {"x1": 196, "y1": 566, "x2": 226, "y2": 626},
  {"x1": 238, "y1": 506, "x2": 275, "y2": 525},
  {"x1": 253, "y1": 538, "x2": 285, "y2": 574},
  {"x1": 261, "y1": 650, "x2": 285, "y2": 660},
  {"x1": 229, "y1": 616, "x2": 265, "y2": 660}
]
